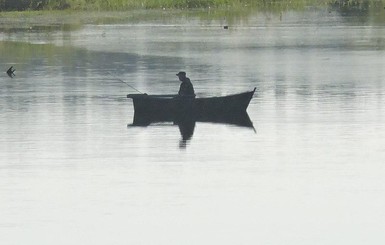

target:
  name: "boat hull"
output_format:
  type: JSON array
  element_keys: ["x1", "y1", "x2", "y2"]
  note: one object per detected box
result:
[{"x1": 127, "y1": 88, "x2": 256, "y2": 123}]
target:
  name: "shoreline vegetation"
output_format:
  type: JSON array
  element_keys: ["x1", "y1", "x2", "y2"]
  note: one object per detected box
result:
[
  {"x1": 0, "y1": 0, "x2": 383, "y2": 27},
  {"x1": 0, "y1": 0, "x2": 380, "y2": 11}
]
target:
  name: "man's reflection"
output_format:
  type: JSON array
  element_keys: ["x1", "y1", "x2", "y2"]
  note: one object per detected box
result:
[
  {"x1": 129, "y1": 112, "x2": 254, "y2": 149},
  {"x1": 175, "y1": 117, "x2": 196, "y2": 149}
]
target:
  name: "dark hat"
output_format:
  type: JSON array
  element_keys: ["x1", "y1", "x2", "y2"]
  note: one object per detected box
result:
[{"x1": 176, "y1": 71, "x2": 186, "y2": 77}]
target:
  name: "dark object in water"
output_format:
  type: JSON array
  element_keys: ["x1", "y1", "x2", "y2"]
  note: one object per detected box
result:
[
  {"x1": 6, "y1": 66, "x2": 15, "y2": 78},
  {"x1": 129, "y1": 109, "x2": 254, "y2": 128},
  {"x1": 129, "y1": 107, "x2": 254, "y2": 149},
  {"x1": 127, "y1": 88, "x2": 256, "y2": 120},
  {"x1": 127, "y1": 89, "x2": 256, "y2": 148}
]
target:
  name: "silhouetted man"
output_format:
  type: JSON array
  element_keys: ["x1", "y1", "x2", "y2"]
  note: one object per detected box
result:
[{"x1": 177, "y1": 71, "x2": 195, "y2": 96}]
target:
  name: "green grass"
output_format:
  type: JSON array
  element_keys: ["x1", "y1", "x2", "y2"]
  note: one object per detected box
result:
[
  {"x1": 1, "y1": 0, "x2": 383, "y2": 20},
  {"x1": 0, "y1": 0, "x2": 322, "y2": 11},
  {"x1": 46, "y1": 0, "x2": 258, "y2": 10}
]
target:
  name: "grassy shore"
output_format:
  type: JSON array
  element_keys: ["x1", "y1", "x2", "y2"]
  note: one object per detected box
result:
[
  {"x1": 0, "y1": 0, "x2": 322, "y2": 22},
  {"x1": 55, "y1": 0, "x2": 257, "y2": 10},
  {"x1": 0, "y1": 0, "x2": 327, "y2": 11},
  {"x1": 1, "y1": 0, "x2": 383, "y2": 24},
  {"x1": 1, "y1": 0, "x2": 258, "y2": 11},
  {"x1": 1, "y1": 0, "x2": 380, "y2": 11}
]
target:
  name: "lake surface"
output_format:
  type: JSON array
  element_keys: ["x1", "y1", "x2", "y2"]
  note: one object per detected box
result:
[{"x1": 1, "y1": 7, "x2": 385, "y2": 245}]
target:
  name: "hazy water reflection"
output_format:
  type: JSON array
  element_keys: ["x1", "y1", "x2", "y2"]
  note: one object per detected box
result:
[{"x1": 1, "y1": 8, "x2": 385, "y2": 245}]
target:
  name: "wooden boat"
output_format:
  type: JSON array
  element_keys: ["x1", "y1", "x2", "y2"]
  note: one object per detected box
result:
[
  {"x1": 127, "y1": 89, "x2": 256, "y2": 148},
  {"x1": 129, "y1": 109, "x2": 254, "y2": 128},
  {"x1": 127, "y1": 88, "x2": 256, "y2": 122}
]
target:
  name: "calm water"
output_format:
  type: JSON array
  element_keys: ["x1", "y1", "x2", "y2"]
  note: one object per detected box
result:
[{"x1": 1, "y1": 8, "x2": 385, "y2": 244}]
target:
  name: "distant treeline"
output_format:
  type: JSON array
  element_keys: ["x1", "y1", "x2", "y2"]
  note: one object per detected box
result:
[{"x1": 0, "y1": 0, "x2": 377, "y2": 11}]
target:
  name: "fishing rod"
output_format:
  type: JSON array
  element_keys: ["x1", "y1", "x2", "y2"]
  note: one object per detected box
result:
[{"x1": 107, "y1": 72, "x2": 144, "y2": 94}]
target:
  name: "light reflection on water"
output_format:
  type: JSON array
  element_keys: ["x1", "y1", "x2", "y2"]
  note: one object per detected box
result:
[{"x1": 1, "y1": 9, "x2": 385, "y2": 245}]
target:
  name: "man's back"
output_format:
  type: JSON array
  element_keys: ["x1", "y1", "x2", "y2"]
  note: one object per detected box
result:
[{"x1": 178, "y1": 77, "x2": 195, "y2": 96}]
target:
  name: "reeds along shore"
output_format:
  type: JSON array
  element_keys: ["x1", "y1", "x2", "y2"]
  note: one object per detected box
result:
[
  {"x1": 0, "y1": 0, "x2": 378, "y2": 11},
  {"x1": 0, "y1": 0, "x2": 259, "y2": 11}
]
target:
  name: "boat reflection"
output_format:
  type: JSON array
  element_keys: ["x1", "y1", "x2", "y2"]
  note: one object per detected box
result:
[{"x1": 128, "y1": 112, "x2": 255, "y2": 149}]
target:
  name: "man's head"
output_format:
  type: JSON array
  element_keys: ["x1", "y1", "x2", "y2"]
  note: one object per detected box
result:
[{"x1": 176, "y1": 71, "x2": 186, "y2": 81}]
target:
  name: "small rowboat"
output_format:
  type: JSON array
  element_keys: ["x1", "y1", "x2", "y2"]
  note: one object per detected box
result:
[{"x1": 127, "y1": 88, "x2": 256, "y2": 123}]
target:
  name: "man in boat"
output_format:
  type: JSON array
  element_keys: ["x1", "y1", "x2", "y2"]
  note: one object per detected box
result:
[{"x1": 177, "y1": 71, "x2": 195, "y2": 96}]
